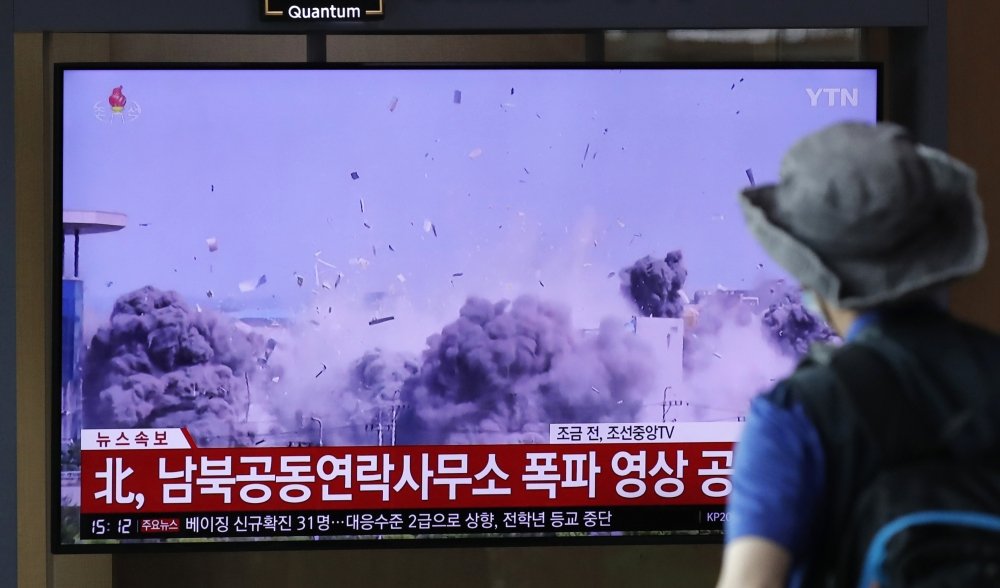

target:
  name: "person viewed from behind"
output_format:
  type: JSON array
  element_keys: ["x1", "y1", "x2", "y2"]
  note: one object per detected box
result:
[{"x1": 716, "y1": 122, "x2": 1000, "y2": 588}]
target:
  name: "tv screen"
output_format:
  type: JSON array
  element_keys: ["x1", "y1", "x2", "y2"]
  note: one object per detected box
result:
[{"x1": 55, "y1": 64, "x2": 878, "y2": 551}]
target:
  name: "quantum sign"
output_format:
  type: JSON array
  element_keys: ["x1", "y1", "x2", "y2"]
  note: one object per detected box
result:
[{"x1": 261, "y1": 0, "x2": 384, "y2": 21}]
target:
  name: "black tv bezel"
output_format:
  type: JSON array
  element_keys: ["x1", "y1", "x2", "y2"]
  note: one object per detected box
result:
[{"x1": 51, "y1": 61, "x2": 882, "y2": 555}]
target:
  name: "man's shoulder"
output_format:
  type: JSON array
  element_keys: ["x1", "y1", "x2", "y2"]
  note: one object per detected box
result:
[
  {"x1": 879, "y1": 309, "x2": 1000, "y2": 356},
  {"x1": 763, "y1": 344, "x2": 844, "y2": 409}
]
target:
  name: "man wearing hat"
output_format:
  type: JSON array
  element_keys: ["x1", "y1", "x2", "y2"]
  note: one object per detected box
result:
[{"x1": 715, "y1": 122, "x2": 1000, "y2": 587}]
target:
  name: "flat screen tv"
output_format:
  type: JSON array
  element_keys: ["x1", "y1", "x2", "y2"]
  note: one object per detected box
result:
[{"x1": 54, "y1": 63, "x2": 879, "y2": 552}]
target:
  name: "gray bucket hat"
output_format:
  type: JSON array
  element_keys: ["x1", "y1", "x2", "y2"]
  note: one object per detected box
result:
[{"x1": 739, "y1": 122, "x2": 987, "y2": 309}]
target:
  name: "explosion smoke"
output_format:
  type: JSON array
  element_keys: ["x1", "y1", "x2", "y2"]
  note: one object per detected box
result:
[
  {"x1": 396, "y1": 296, "x2": 654, "y2": 444},
  {"x1": 269, "y1": 345, "x2": 420, "y2": 447},
  {"x1": 334, "y1": 349, "x2": 419, "y2": 445},
  {"x1": 619, "y1": 251, "x2": 688, "y2": 318},
  {"x1": 761, "y1": 299, "x2": 837, "y2": 358},
  {"x1": 82, "y1": 286, "x2": 269, "y2": 447}
]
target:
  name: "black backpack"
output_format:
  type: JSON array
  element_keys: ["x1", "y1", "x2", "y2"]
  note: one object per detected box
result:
[{"x1": 801, "y1": 343, "x2": 1000, "y2": 587}]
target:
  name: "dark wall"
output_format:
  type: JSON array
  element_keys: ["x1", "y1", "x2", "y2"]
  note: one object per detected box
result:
[
  {"x1": 0, "y1": 0, "x2": 18, "y2": 582},
  {"x1": 948, "y1": 0, "x2": 1000, "y2": 331},
  {"x1": 114, "y1": 544, "x2": 722, "y2": 588},
  {"x1": 13, "y1": 0, "x2": 928, "y2": 32}
]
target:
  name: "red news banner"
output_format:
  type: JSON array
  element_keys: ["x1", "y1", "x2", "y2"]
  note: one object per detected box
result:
[{"x1": 81, "y1": 424, "x2": 740, "y2": 515}]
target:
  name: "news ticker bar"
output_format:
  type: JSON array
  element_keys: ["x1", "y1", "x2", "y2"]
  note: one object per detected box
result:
[{"x1": 81, "y1": 505, "x2": 726, "y2": 540}]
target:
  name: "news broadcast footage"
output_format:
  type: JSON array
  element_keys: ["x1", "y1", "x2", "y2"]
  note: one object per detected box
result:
[{"x1": 57, "y1": 66, "x2": 877, "y2": 548}]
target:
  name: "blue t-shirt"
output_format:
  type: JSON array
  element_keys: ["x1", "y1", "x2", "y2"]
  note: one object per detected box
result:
[{"x1": 724, "y1": 313, "x2": 879, "y2": 586}]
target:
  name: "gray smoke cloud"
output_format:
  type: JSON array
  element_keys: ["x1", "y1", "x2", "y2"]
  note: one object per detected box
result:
[
  {"x1": 760, "y1": 297, "x2": 837, "y2": 358},
  {"x1": 320, "y1": 348, "x2": 419, "y2": 445},
  {"x1": 677, "y1": 287, "x2": 796, "y2": 422},
  {"x1": 396, "y1": 295, "x2": 654, "y2": 444},
  {"x1": 82, "y1": 286, "x2": 269, "y2": 447},
  {"x1": 619, "y1": 251, "x2": 688, "y2": 318}
]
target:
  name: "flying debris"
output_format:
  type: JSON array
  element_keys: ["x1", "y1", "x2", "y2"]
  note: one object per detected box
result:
[
  {"x1": 468, "y1": 147, "x2": 483, "y2": 159},
  {"x1": 432, "y1": 224, "x2": 438, "y2": 238},
  {"x1": 731, "y1": 83, "x2": 736, "y2": 90},
  {"x1": 256, "y1": 275, "x2": 267, "y2": 288},
  {"x1": 397, "y1": 274, "x2": 406, "y2": 283},
  {"x1": 296, "y1": 274, "x2": 304, "y2": 287},
  {"x1": 369, "y1": 316, "x2": 395, "y2": 326},
  {"x1": 388, "y1": 244, "x2": 395, "y2": 252},
  {"x1": 591, "y1": 386, "x2": 600, "y2": 394},
  {"x1": 314, "y1": 256, "x2": 337, "y2": 269},
  {"x1": 423, "y1": 219, "x2": 433, "y2": 233},
  {"x1": 757, "y1": 263, "x2": 764, "y2": 269},
  {"x1": 539, "y1": 280, "x2": 545, "y2": 288},
  {"x1": 583, "y1": 143, "x2": 590, "y2": 161},
  {"x1": 713, "y1": 352, "x2": 723, "y2": 359},
  {"x1": 360, "y1": 198, "x2": 365, "y2": 213},
  {"x1": 388, "y1": 96, "x2": 399, "y2": 112},
  {"x1": 453, "y1": 90, "x2": 462, "y2": 104},
  {"x1": 139, "y1": 223, "x2": 150, "y2": 227},
  {"x1": 511, "y1": 87, "x2": 515, "y2": 95},
  {"x1": 746, "y1": 168, "x2": 756, "y2": 186},
  {"x1": 607, "y1": 272, "x2": 616, "y2": 279},
  {"x1": 261, "y1": 338, "x2": 278, "y2": 364},
  {"x1": 321, "y1": 281, "x2": 332, "y2": 290},
  {"x1": 238, "y1": 281, "x2": 256, "y2": 293},
  {"x1": 351, "y1": 171, "x2": 360, "y2": 180},
  {"x1": 523, "y1": 167, "x2": 530, "y2": 175},
  {"x1": 206, "y1": 237, "x2": 219, "y2": 252},
  {"x1": 616, "y1": 219, "x2": 626, "y2": 228},
  {"x1": 315, "y1": 363, "x2": 327, "y2": 378},
  {"x1": 206, "y1": 290, "x2": 214, "y2": 298},
  {"x1": 363, "y1": 222, "x2": 371, "y2": 229},
  {"x1": 629, "y1": 233, "x2": 642, "y2": 245},
  {"x1": 211, "y1": 185, "x2": 214, "y2": 192},
  {"x1": 452, "y1": 272, "x2": 464, "y2": 277},
  {"x1": 334, "y1": 274, "x2": 342, "y2": 288}
]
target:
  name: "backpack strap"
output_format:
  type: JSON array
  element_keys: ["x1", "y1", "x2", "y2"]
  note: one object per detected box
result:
[
  {"x1": 787, "y1": 344, "x2": 917, "y2": 588},
  {"x1": 828, "y1": 343, "x2": 942, "y2": 463}
]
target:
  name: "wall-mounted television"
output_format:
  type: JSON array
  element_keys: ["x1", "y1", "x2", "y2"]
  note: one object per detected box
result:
[{"x1": 54, "y1": 63, "x2": 879, "y2": 552}]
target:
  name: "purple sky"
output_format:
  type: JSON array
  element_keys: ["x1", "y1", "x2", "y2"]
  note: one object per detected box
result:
[{"x1": 62, "y1": 67, "x2": 877, "y2": 329}]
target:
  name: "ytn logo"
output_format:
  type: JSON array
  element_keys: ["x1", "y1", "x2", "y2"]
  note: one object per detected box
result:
[{"x1": 806, "y1": 88, "x2": 859, "y2": 107}]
